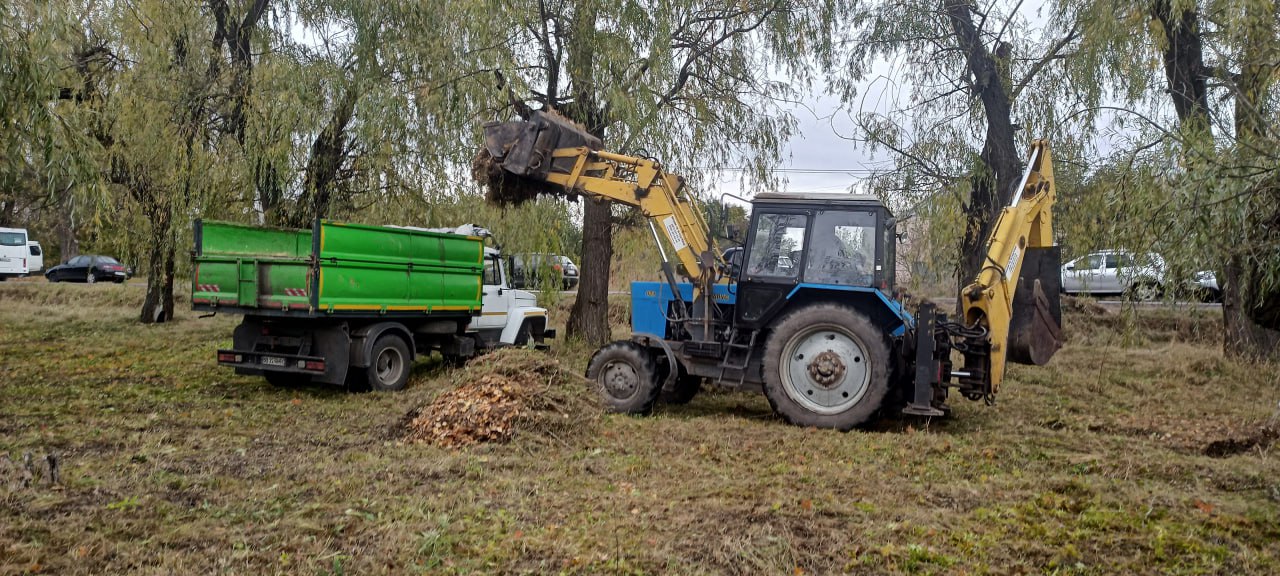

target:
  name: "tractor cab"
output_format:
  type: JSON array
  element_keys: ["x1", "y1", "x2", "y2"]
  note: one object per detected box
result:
[{"x1": 732, "y1": 193, "x2": 902, "y2": 331}]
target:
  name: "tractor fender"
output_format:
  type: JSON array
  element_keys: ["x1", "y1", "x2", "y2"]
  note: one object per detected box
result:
[
  {"x1": 631, "y1": 332, "x2": 679, "y2": 392},
  {"x1": 500, "y1": 307, "x2": 548, "y2": 344},
  {"x1": 350, "y1": 322, "x2": 415, "y2": 368}
]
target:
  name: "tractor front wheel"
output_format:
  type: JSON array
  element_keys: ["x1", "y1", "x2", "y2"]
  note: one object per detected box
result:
[
  {"x1": 586, "y1": 341, "x2": 661, "y2": 415},
  {"x1": 762, "y1": 304, "x2": 889, "y2": 431}
]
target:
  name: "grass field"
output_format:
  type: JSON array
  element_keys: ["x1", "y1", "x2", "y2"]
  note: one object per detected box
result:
[{"x1": 2, "y1": 281, "x2": 1278, "y2": 575}]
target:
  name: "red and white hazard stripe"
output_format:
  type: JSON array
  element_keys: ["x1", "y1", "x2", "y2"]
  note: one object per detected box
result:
[
  {"x1": 196, "y1": 284, "x2": 221, "y2": 292},
  {"x1": 283, "y1": 288, "x2": 307, "y2": 296}
]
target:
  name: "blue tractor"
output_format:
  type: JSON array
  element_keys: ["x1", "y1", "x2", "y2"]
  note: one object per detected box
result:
[{"x1": 481, "y1": 112, "x2": 1064, "y2": 430}]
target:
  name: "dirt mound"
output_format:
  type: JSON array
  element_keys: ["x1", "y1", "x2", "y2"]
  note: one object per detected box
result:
[
  {"x1": 404, "y1": 348, "x2": 598, "y2": 447},
  {"x1": 471, "y1": 148, "x2": 573, "y2": 207}
]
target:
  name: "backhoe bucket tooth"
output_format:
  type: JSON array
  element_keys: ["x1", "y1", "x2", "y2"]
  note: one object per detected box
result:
[
  {"x1": 482, "y1": 111, "x2": 603, "y2": 179},
  {"x1": 1008, "y1": 246, "x2": 1064, "y2": 366}
]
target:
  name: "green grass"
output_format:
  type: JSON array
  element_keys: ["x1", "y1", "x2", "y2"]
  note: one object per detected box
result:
[{"x1": 1, "y1": 282, "x2": 1278, "y2": 575}]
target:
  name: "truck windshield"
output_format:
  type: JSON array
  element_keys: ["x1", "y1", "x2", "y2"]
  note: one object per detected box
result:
[
  {"x1": 0, "y1": 232, "x2": 26, "y2": 246},
  {"x1": 804, "y1": 210, "x2": 877, "y2": 287}
]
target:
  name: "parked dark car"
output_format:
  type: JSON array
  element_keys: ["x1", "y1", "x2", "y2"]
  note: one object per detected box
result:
[
  {"x1": 509, "y1": 253, "x2": 580, "y2": 290},
  {"x1": 45, "y1": 255, "x2": 130, "y2": 284}
]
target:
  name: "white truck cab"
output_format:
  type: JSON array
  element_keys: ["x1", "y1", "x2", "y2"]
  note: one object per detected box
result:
[
  {"x1": 474, "y1": 247, "x2": 550, "y2": 346},
  {"x1": 0, "y1": 227, "x2": 30, "y2": 280}
]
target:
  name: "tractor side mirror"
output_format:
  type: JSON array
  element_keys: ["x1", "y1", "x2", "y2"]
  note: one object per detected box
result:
[{"x1": 726, "y1": 224, "x2": 742, "y2": 242}]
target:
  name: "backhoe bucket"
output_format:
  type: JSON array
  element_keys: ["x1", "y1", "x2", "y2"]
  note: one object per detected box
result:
[
  {"x1": 1008, "y1": 246, "x2": 1064, "y2": 366},
  {"x1": 482, "y1": 111, "x2": 603, "y2": 179}
]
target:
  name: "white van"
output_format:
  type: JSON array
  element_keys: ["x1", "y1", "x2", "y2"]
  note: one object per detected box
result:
[
  {"x1": 0, "y1": 227, "x2": 30, "y2": 280},
  {"x1": 26, "y1": 241, "x2": 44, "y2": 274}
]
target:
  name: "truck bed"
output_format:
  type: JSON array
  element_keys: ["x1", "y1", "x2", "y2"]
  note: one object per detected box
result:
[{"x1": 191, "y1": 220, "x2": 484, "y2": 318}]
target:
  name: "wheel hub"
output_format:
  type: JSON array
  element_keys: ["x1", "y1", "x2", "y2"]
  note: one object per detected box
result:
[
  {"x1": 601, "y1": 361, "x2": 639, "y2": 399},
  {"x1": 807, "y1": 350, "x2": 846, "y2": 387},
  {"x1": 780, "y1": 327, "x2": 871, "y2": 415}
]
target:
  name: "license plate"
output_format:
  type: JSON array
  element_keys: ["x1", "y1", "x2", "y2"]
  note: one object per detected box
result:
[
  {"x1": 260, "y1": 356, "x2": 286, "y2": 367},
  {"x1": 114, "y1": 271, "x2": 126, "y2": 276}
]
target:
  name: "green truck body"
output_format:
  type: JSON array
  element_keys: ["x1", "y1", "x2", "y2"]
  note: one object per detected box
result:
[
  {"x1": 192, "y1": 220, "x2": 484, "y2": 317},
  {"x1": 191, "y1": 220, "x2": 548, "y2": 391}
]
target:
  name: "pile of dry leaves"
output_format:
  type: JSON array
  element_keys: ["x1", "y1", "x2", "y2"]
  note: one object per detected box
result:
[{"x1": 405, "y1": 348, "x2": 598, "y2": 448}]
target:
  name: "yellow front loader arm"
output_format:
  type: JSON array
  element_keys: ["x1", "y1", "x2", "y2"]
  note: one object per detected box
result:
[{"x1": 480, "y1": 112, "x2": 722, "y2": 304}]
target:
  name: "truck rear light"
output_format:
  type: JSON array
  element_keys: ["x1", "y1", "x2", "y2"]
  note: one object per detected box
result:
[
  {"x1": 218, "y1": 353, "x2": 243, "y2": 363},
  {"x1": 304, "y1": 360, "x2": 325, "y2": 371}
]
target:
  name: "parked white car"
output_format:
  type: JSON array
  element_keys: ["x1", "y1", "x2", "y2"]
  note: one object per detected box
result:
[
  {"x1": 0, "y1": 227, "x2": 30, "y2": 280},
  {"x1": 1061, "y1": 250, "x2": 1165, "y2": 301}
]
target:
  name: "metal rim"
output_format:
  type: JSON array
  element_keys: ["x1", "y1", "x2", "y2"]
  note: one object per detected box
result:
[
  {"x1": 779, "y1": 322, "x2": 871, "y2": 415},
  {"x1": 86, "y1": 271, "x2": 96, "y2": 284},
  {"x1": 599, "y1": 359, "x2": 641, "y2": 401},
  {"x1": 375, "y1": 344, "x2": 404, "y2": 386}
]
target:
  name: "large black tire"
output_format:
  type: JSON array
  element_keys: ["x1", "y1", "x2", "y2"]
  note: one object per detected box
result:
[
  {"x1": 586, "y1": 341, "x2": 661, "y2": 415},
  {"x1": 762, "y1": 304, "x2": 890, "y2": 431},
  {"x1": 363, "y1": 334, "x2": 412, "y2": 392}
]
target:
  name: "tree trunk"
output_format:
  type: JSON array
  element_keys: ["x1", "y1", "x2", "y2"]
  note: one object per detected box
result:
[
  {"x1": 563, "y1": 3, "x2": 613, "y2": 344},
  {"x1": 568, "y1": 198, "x2": 614, "y2": 343},
  {"x1": 293, "y1": 85, "x2": 357, "y2": 227},
  {"x1": 1222, "y1": 254, "x2": 1280, "y2": 362},
  {"x1": 139, "y1": 206, "x2": 174, "y2": 324},
  {"x1": 944, "y1": 0, "x2": 1022, "y2": 287}
]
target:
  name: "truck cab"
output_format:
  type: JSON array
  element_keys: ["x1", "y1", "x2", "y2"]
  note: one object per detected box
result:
[{"x1": 473, "y1": 247, "x2": 548, "y2": 347}]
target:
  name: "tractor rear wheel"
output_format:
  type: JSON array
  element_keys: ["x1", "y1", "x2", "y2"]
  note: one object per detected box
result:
[
  {"x1": 762, "y1": 304, "x2": 889, "y2": 431},
  {"x1": 586, "y1": 341, "x2": 661, "y2": 415}
]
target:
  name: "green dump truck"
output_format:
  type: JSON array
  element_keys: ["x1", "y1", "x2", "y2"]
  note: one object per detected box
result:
[{"x1": 192, "y1": 220, "x2": 551, "y2": 390}]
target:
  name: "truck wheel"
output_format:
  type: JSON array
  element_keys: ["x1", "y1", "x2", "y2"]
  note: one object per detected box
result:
[
  {"x1": 762, "y1": 304, "x2": 889, "y2": 431},
  {"x1": 586, "y1": 341, "x2": 661, "y2": 415},
  {"x1": 365, "y1": 334, "x2": 412, "y2": 392}
]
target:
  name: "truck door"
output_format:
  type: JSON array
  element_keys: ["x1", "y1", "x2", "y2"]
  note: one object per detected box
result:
[{"x1": 474, "y1": 254, "x2": 511, "y2": 333}]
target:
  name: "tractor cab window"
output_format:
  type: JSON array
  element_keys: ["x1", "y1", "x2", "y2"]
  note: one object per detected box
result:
[
  {"x1": 805, "y1": 210, "x2": 877, "y2": 287},
  {"x1": 746, "y1": 213, "x2": 807, "y2": 279}
]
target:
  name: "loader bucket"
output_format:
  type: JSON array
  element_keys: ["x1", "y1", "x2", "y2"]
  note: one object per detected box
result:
[
  {"x1": 1007, "y1": 246, "x2": 1064, "y2": 366},
  {"x1": 482, "y1": 110, "x2": 603, "y2": 179}
]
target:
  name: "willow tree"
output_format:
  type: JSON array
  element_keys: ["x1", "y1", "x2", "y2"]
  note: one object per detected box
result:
[
  {"x1": 0, "y1": 1, "x2": 99, "y2": 260},
  {"x1": 465, "y1": 0, "x2": 833, "y2": 343},
  {"x1": 822, "y1": 0, "x2": 1093, "y2": 288},
  {"x1": 1072, "y1": 0, "x2": 1280, "y2": 359}
]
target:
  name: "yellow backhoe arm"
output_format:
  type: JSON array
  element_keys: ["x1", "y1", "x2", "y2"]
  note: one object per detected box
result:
[{"x1": 959, "y1": 140, "x2": 1061, "y2": 391}]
